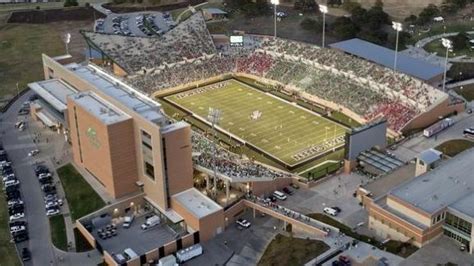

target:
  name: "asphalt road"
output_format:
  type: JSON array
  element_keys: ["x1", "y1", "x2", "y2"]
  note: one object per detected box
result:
[{"x1": 0, "y1": 91, "x2": 56, "y2": 266}]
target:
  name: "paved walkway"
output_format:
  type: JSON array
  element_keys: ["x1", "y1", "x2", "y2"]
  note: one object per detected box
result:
[{"x1": 401, "y1": 31, "x2": 474, "y2": 68}]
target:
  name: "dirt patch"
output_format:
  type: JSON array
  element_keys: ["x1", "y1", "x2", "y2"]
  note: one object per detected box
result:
[
  {"x1": 103, "y1": 0, "x2": 203, "y2": 13},
  {"x1": 8, "y1": 7, "x2": 104, "y2": 24},
  {"x1": 354, "y1": 0, "x2": 444, "y2": 18}
]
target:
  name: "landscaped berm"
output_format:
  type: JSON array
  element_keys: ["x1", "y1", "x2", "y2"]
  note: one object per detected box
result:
[
  {"x1": 258, "y1": 234, "x2": 330, "y2": 266},
  {"x1": 57, "y1": 164, "x2": 105, "y2": 221},
  {"x1": 166, "y1": 79, "x2": 347, "y2": 167}
]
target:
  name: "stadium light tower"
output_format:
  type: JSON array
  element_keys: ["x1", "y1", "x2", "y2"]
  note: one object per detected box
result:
[
  {"x1": 441, "y1": 38, "x2": 452, "y2": 92},
  {"x1": 319, "y1": 4, "x2": 328, "y2": 48},
  {"x1": 392, "y1": 21, "x2": 402, "y2": 73},
  {"x1": 63, "y1": 33, "x2": 71, "y2": 55},
  {"x1": 271, "y1": 0, "x2": 279, "y2": 38},
  {"x1": 207, "y1": 108, "x2": 222, "y2": 197}
]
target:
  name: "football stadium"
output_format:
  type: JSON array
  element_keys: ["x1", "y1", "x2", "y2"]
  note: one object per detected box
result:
[
  {"x1": 82, "y1": 11, "x2": 464, "y2": 175},
  {"x1": 165, "y1": 79, "x2": 347, "y2": 167}
]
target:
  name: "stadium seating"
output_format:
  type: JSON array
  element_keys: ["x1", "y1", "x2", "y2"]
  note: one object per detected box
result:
[
  {"x1": 86, "y1": 23, "x2": 445, "y2": 132},
  {"x1": 191, "y1": 132, "x2": 291, "y2": 180}
]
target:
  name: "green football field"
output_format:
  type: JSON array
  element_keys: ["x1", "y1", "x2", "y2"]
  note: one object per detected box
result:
[{"x1": 166, "y1": 79, "x2": 347, "y2": 166}]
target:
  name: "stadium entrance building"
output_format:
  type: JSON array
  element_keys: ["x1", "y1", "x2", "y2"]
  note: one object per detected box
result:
[{"x1": 363, "y1": 148, "x2": 474, "y2": 253}]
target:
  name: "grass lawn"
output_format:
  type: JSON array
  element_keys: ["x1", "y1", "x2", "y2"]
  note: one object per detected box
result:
[
  {"x1": 258, "y1": 234, "x2": 329, "y2": 266},
  {"x1": 57, "y1": 164, "x2": 105, "y2": 221},
  {"x1": 308, "y1": 213, "x2": 418, "y2": 258},
  {"x1": 424, "y1": 38, "x2": 474, "y2": 58},
  {"x1": 166, "y1": 79, "x2": 347, "y2": 166},
  {"x1": 410, "y1": 21, "x2": 474, "y2": 43},
  {"x1": 0, "y1": 24, "x2": 64, "y2": 101},
  {"x1": 0, "y1": 193, "x2": 21, "y2": 266},
  {"x1": 49, "y1": 215, "x2": 68, "y2": 251},
  {"x1": 435, "y1": 139, "x2": 474, "y2": 157},
  {"x1": 454, "y1": 84, "x2": 474, "y2": 101}
]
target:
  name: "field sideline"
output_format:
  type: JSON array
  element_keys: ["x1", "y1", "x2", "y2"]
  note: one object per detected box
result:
[{"x1": 166, "y1": 79, "x2": 347, "y2": 166}]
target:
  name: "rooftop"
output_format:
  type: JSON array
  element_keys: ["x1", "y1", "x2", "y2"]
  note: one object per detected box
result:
[
  {"x1": 390, "y1": 148, "x2": 474, "y2": 214},
  {"x1": 69, "y1": 91, "x2": 131, "y2": 125},
  {"x1": 449, "y1": 193, "x2": 474, "y2": 220},
  {"x1": 70, "y1": 64, "x2": 165, "y2": 125},
  {"x1": 418, "y1": 149, "x2": 442, "y2": 164},
  {"x1": 172, "y1": 188, "x2": 222, "y2": 219},
  {"x1": 28, "y1": 79, "x2": 78, "y2": 112},
  {"x1": 329, "y1": 38, "x2": 445, "y2": 81},
  {"x1": 160, "y1": 121, "x2": 189, "y2": 134},
  {"x1": 203, "y1": 8, "x2": 227, "y2": 15}
]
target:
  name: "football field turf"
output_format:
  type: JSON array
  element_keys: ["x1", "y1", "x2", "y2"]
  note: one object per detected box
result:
[{"x1": 166, "y1": 79, "x2": 347, "y2": 166}]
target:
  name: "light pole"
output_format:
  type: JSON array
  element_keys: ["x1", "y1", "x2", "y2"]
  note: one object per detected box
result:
[
  {"x1": 63, "y1": 33, "x2": 71, "y2": 55},
  {"x1": 392, "y1": 21, "x2": 402, "y2": 73},
  {"x1": 441, "y1": 38, "x2": 452, "y2": 92},
  {"x1": 271, "y1": 0, "x2": 279, "y2": 38},
  {"x1": 207, "y1": 107, "x2": 222, "y2": 197},
  {"x1": 319, "y1": 4, "x2": 328, "y2": 48}
]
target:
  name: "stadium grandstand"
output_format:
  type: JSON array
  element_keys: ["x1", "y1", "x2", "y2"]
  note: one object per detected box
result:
[{"x1": 82, "y1": 12, "x2": 463, "y2": 138}]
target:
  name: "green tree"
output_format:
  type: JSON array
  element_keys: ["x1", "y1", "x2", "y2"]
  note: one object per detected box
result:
[
  {"x1": 358, "y1": 29, "x2": 388, "y2": 45},
  {"x1": 374, "y1": 0, "x2": 384, "y2": 8},
  {"x1": 366, "y1": 4, "x2": 389, "y2": 30},
  {"x1": 342, "y1": 0, "x2": 361, "y2": 13},
  {"x1": 327, "y1": 0, "x2": 342, "y2": 7},
  {"x1": 64, "y1": 0, "x2": 78, "y2": 7},
  {"x1": 417, "y1": 4, "x2": 440, "y2": 25},
  {"x1": 404, "y1": 14, "x2": 417, "y2": 24},
  {"x1": 450, "y1": 32, "x2": 470, "y2": 50},
  {"x1": 332, "y1": 17, "x2": 360, "y2": 39},
  {"x1": 294, "y1": 0, "x2": 318, "y2": 12},
  {"x1": 350, "y1": 6, "x2": 368, "y2": 25}
]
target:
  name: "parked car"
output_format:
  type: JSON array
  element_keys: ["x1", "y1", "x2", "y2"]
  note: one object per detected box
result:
[
  {"x1": 46, "y1": 208, "x2": 60, "y2": 217},
  {"x1": 123, "y1": 215, "x2": 135, "y2": 228},
  {"x1": 290, "y1": 183, "x2": 300, "y2": 189},
  {"x1": 7, "y1": 199, "x2": 23, "y2": 207},
  {"x1": 10, "y1": 212, "x2": 25, "y2": 221},
  {"x1": 273, "y1": 190, "x2": 287, "y2": 200},
  {"x1": 28, "y1": 149, "x2": 39, "y2": 157},
  {"x1": 323, "y1": 207, "x2": 339, "y2": 216},
  {"x1": 282, "y1": 187, "x2": 293, "y2": 195},
  {"x1": 236, "y1": 218, "x2": 251, "y2": 228},
  {"x1": 12, "y1": 231, "x2": 28, "y2": 243},
  {"x1": 21, "y1": 248, "x2": 31, "y2": 261}
]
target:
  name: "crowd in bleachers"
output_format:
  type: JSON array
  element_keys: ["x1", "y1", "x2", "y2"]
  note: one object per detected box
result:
[
  {"x1": 83, "y1": 12, "x2": 216, "y2": 73},
  {"x1": 260, "y1": 38, "x2": 444, "y2": 109},
  {"x1": 191, "y1": 131, "x2": 291, "y2": 180},
  {"x1": 86, "y1": 24, "x2": 447, "y2": 132}
]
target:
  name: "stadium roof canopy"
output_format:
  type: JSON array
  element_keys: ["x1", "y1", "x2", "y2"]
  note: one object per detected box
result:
[
  {"x1": 329, "y1": 38, "x2": 445, "y2": 82},
  {"x1": 203, "y1": 8, "x2": 227, "y2": 15}
]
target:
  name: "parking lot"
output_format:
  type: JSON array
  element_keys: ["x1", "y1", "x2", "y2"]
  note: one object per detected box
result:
[
  {"x1": 187, "y1": 209, "x2": 280, "y2": 266},
  {"x1": 96, "y1": 11, "x2": 176, "y2": 37},
  {"x1": 91, "y1": 213, "x2": 176, "y2": 259},
  {"x1": 1, "y1": 91, "x2": 102, "y2": 265},
  {"x1": 278, "y1": 173, "x2": 370, "y2": 229}
]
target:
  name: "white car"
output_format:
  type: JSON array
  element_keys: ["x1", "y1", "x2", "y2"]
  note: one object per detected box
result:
[
  {"x1": 276, "y1": 11, "x2": 288, "y2": 18},
  {"x1": 4, "y1": 179, "x2": 20, "y2": 187},
  {"x1": 46, "y1": 209, "x2": 60, "y2": 217},
  {"x1": 323, "y1": 207, "x2": 338, "y2": 216},
  {"x1": 45, "y1": 201, "x2": 59, "y2": 209},
  {"x1": 8, "y1": 199, "x2": 23, "y2": 207},
  {"x1": 236, "y1": 218, "x2": 251, "y2": 228},
  {"x1": 10, "y1": 226, "x2": 26, "y2": 234},
  {"x1": 10, "y1": 213, "x2": 25, "y2": 221},
  {"x1": 28, "y1": 150, "x2": 39, "y2": 157}
]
